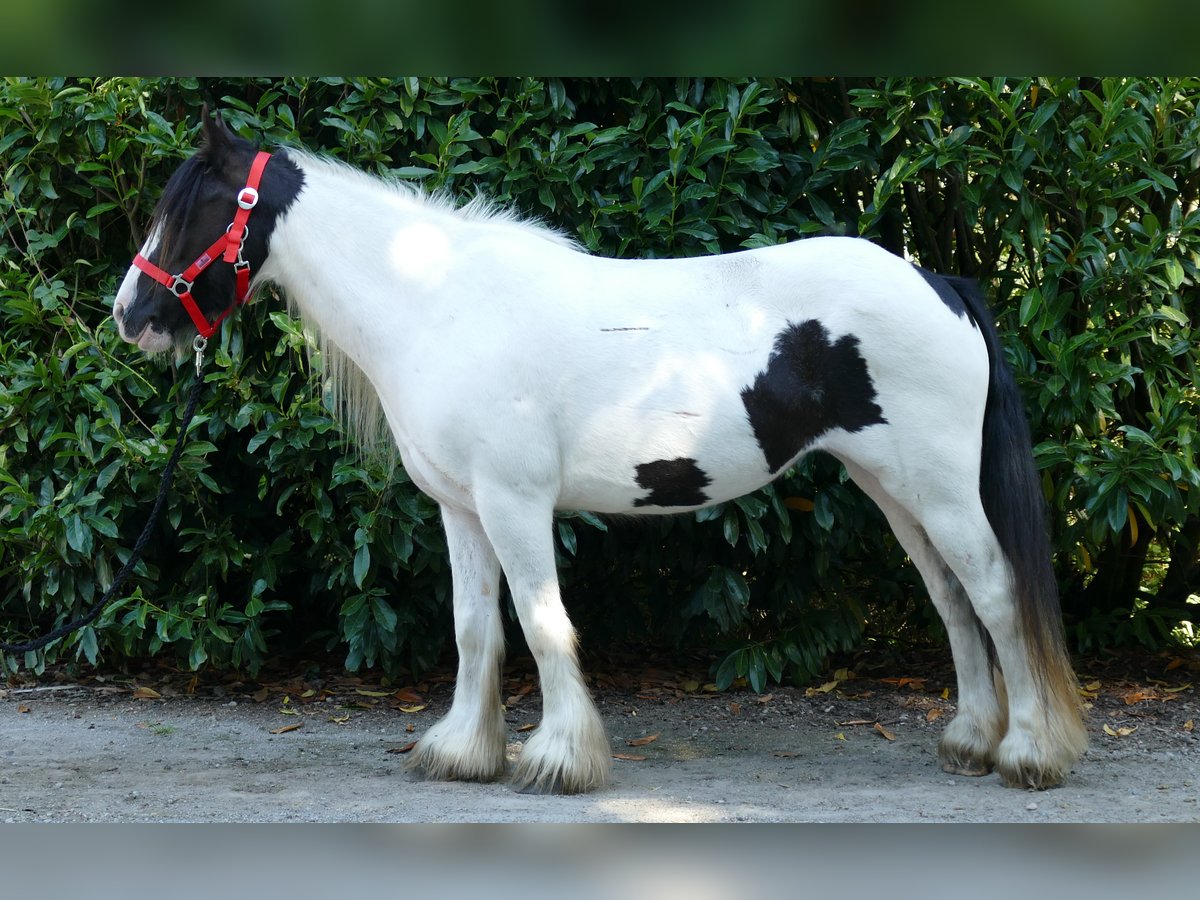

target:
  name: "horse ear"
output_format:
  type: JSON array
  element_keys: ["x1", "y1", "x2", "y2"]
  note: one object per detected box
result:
[{"x1": 198, "y1": 104, "x2": 235, "y2": 166}]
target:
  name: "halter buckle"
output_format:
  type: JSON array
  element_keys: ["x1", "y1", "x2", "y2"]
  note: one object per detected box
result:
[
  {"x1": 231, "y1": 229, "x2": 251, "y2": 271},
  {"x1": 237, "y1": 187, "x2": 260, "y2": 210}
]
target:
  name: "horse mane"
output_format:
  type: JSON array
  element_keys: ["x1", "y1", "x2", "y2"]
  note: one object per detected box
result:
[
  {"x1": 286, "y1": 283, "x2": 397, "y2": 467},
  {"x1": 276, "y1": 148, "x2": 580, "y2": 466},
  {"x1": 284, "y1": 148, "x2": 579, "y2": 248}
]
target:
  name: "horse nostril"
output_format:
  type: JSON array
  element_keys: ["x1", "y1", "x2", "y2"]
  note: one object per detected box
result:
[{"x1": 113, "y1": 301, "x2": 126, "y2": 322}]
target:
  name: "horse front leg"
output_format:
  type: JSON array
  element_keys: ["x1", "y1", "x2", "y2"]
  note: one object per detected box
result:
[
  {"x1": 407, "y1": 504, "x2": 508, "y2": 782},
  {"x1": 475, "y1": 485, "x2": 611, "y2": 794}
]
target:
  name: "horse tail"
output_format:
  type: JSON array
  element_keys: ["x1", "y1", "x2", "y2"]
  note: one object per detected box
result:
[{"x1": 943, "y1": 275, "x2": 1085, "y2": 747}]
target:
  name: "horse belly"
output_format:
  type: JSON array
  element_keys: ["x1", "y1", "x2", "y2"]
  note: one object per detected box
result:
[{"x1": 556, "y1": 395, "x2": 778, "y2": 514}]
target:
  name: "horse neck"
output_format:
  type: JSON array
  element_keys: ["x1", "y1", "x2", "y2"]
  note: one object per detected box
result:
[{"x1": 259, "y1": 154, "x2": 456, "y2": 369}]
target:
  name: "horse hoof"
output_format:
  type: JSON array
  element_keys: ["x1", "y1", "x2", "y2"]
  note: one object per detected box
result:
[
  {"x1": 404, "y1": 734, "x2": 507, "y2": 784},
  {"x1": 997, "y1": 760, "x2": 1066, "y2": 791},
  {"x1": 514, "y1": 774, "x2": 568, "y2": 795},
  {"x1": 994, "y1": 726, "x2": 1080, "y2": 790},
  {"x1": 941, "y1": 759, "x2": 994, "y2": 777}
]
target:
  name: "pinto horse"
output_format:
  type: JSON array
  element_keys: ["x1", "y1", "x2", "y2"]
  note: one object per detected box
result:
[{"x1": 112, "y1": 111, "x2": 1086, "y2": 793}]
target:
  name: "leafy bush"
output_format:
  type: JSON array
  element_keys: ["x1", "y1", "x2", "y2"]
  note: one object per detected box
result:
[{"x1": 2, "y1": 77, "x2": 1197, "y2": 684}]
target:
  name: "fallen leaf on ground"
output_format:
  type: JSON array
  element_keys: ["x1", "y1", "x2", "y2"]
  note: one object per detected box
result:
[
  {"x1": 681, "y1": 680, "x2": 700, "y2": 693},
  {"x1": 773, "y1": 750, "x2": 799, "y2": 758},
  {"x1": 874, "y1": 722, "x2": 897, "y2": 741},
  {"x1": 926, "y1": 708, "x2": 945, "y2": 722},
  {"x1": 832, "y1": 668, "x2": 854, "y2": 682},
  {"x1": 18, "y1": 704, "x2": 31, "y2": 714},
  {"x1": 396, "y1": 704, "x2": 426, "y2": 714},
  {"x1": 1164, "y1": 683, "x2": 1192, "y2": 693},
  {"x1": 328, "y1": 713, "x2": 350, "y2": 724},
  {"x1": 806, "y1": 680, "x2": 840, "y2": 697},
  {"x1": 728, "y1": 702, "x2": 741, "y2": 715},
  {"x1": 1122, "y1": 690, "x2": 1156, "y2": 705},
  {"x1": 269, "y1": 722, "x2": 303, "y2": 734},
  {"x1": 516, "y1": 723, "x2": 536, "y2": 732},
  {"x1": 881, "y1": 677, "x2": 927, "y2": 691},
  {"x1": 1165, "y1": 658, "x2": 1184, "y2": 672},
  {"x1": 612, "y1": 752, "x2": 647, "y2": 761},
  {"x1": 756, "y1": 693, "x2": 774, "y2": 704},
  {"x1": 252, "y1": 687, "x2": 269, "y2": 703},
  {"x1": 838, "y1": 719, "x2": 875, "y2": 726},
  {"x1": 132, "y1": 687, "x2": 161, "y2": 700},
  {"x1": 355, "y1": 689, "x2": 391, "y2": 698},
  {"x1": 941, "y1": 687, "x2": 951, "y2": 700},
  {"x1": 1182, "y1": 720, "x2": 1193, "y2": 732},
  {"x1": 393, "y1": 688, "x2": 423, "y2": 704},
  {"x1": 627, "y1": 733, "x2": 659, "y2": 747},
  {"x1": 505, "y1": 683, "x2": 535, "y2": 706},
  {"x1": 300, "y1": 689, "x2": 316, "y2": 699},
  {"x1": 386, "y1": 741, "x2": 417, "y2": 754},
  {"x1": 1103, "y1": 723, "x2": 1137, "y2": 737}
]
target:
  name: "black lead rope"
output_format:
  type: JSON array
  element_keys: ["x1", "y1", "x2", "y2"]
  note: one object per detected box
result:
[{"x1": 0, "y1": 356, "x2": 207, "y2": 659}]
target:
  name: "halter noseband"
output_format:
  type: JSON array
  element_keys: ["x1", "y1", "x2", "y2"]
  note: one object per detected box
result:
[{"x1": 133, "y1": 150, "x2": 272, "y2": 340}]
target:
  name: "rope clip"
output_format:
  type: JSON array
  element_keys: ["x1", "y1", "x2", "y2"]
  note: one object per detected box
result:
[{"x1": 193, "y1": 334, "x2": 208, "y2": 377}]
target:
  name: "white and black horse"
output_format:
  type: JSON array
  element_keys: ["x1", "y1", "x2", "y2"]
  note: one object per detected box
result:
[{"x1": 112, "y1": 112, "x2": 1086, "y2": 793}]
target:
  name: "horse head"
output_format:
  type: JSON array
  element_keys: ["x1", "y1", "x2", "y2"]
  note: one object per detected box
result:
[{"x1": 111, "y1": 109, "x2": 300, "y2": 352}]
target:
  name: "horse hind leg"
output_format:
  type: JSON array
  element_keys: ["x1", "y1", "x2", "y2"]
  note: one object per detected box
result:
[
  {"x1": 841, "y1": 459, "x2": 1007, "y2": 777},
  {"x1": 872, "y1": 463, "x2": 1086, "y2": 789},
  {"x1": 407, "y1": 505, "x2": 508, "y2": 782},
  {"x1": 473, "y1": 484, "x2": 611, "y2": 794}
]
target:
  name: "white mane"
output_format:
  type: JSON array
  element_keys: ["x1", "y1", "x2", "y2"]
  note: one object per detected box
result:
[{"x1": 283, "y1": 148, "x2": 580, "y2": 249}]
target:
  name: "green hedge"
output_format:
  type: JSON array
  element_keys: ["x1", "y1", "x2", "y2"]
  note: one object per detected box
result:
[{"x1": 2, "y1": 77, "x2": 1197, "y2": 684}]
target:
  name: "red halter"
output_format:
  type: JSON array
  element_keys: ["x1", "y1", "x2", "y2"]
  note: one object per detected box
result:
[{"x1": 133, "y1": 150, "x2": 272, "y2": 340}]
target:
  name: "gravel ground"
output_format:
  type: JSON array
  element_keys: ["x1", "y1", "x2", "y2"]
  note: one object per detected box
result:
[{"x1": 2, "y1": 649, "x2": 1197, "y2": 823}]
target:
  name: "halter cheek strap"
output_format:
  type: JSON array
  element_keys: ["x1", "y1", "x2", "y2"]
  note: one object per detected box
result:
[{"x1": 133, "y1": 150, "x2": 272, "y2": 340}]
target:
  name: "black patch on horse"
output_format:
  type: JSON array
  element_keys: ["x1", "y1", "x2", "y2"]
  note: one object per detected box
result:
[
  {"x1": 915, "y1": 266, "x2": 970, "y2": 319},
  {"x1": 741, "y1": 320, "x2": 887, "y2": 474},
  {"x1": 633, "y1": 458, "x2": 713, "y2": 508}
]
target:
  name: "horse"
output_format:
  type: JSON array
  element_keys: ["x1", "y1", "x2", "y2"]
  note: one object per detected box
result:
[{"x1": 111, "y1": 110, "x2": 1087, "y2": 794}]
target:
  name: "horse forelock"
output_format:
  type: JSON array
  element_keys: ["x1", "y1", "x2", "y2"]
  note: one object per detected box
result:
[{"x1": 145, "y1": 153, "x2": 208, "y2": 267}]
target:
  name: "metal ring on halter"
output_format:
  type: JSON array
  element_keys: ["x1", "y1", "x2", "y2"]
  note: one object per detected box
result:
[{"x1": 170, "y1": 275, "x2": 194, "y2": 298}]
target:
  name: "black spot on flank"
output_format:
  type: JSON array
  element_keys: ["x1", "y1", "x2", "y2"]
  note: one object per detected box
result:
[
  {"x1": 633, "y1": 458, "x2": 713, "y2": 508},
  {"x1": 740, "y1": 320, "x2": 887, "y2": 474},
  {"x1": 915, "y1": 266, "x2": 970, "y2": 319}
]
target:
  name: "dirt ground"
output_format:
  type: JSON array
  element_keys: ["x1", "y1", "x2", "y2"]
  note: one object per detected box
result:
[{"x1": 2, "y1": 648, "x2": 1197, "y2": 823}]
